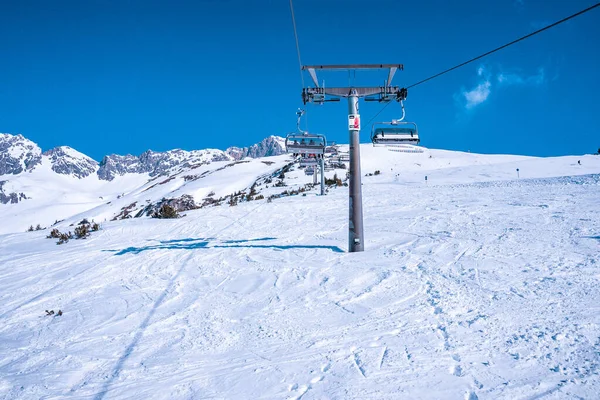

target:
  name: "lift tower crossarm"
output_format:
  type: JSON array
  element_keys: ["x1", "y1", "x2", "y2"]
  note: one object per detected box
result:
[
  {"x1": 302, "y1": 64, "x2": 404, "y2": 88},
  {"x1": 302, "y1": 86, "x2": 404, "y2": 104},
  {"x1": 301, "y1": 64, "x2": 404, "y2": 70}
]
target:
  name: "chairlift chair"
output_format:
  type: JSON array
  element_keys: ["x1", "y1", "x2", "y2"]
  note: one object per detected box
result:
[
  {"x1": 371, "y1": 122, "x2": 420, "y2": 146},
  {"x1": 337, "y1": 153, "x2": 350, "y2": 163},
  {"x1": 299, "y1": 156, "x2": 319, "y2": 167},
  {"x1": 325, "y1": 145, "x2": 339, "y2": 155},
  {"x1": 370, "y1": 99, "x2": 420, "y2": 147},
  {"x1": 285, "y1": 108, "x2": 327, "y2": 156},
  {"x1": 286, "y1": 132, "x2": 327, "y2": 156}
]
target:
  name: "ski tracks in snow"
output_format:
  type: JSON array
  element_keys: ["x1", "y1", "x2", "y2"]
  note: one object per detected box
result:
[{"x1": 1, "y1": 173, "x2": 600, "y2": 399}]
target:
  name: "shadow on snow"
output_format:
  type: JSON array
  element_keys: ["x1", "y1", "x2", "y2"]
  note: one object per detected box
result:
[
  {"x1": 104, "y1": 237, "x2": 343, "y2": 255},
  {"x1": 95, "y1": 237, "x2": 342, "y2": 397}
]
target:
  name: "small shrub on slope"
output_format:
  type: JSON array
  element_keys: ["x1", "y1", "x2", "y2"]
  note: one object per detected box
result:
[
  {"x1": 74, "y1": 219, "x2": 100, "y2": 239},
  {"x1": 154, "y1": 204, "x2": 180, "y2": 218},
  {"x1": 325, "y1": 174, "x2": 343, "y2": 187},
  {"x1": 47, "y1": 229, "x2": 61, "y2": 239},
  {"x1": 26, "y1": 224, "x2": 43, "y2": 232},
  {"x1": 74, "y1": 224, "x2": 90, "y2": 239},
  {"x1": 47, "y1": 219, "x2": 100, "y2": 244},
  {"x1": 57, "y1": 231, "x2": 73, "y2": 245}
]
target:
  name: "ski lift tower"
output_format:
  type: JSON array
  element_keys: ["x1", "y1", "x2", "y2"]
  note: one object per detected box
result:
[{"x1": 301, "y1": 64, "x2": 407, "y2": 252}]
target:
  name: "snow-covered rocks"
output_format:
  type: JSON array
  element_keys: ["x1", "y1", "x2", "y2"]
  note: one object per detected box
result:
[
  {"x1": 0, "y1": 180, "x2": 27, "y2": 204},
  {"x1": 43, "y1": 146, "x2": 98, "y2": 179},
  {"x1": 97, "y1": 149, "x2": 232, "y2": 181},
  {"x1": 0, "y1": 133, "x2": 42, "y2": 175},
  {"x1": 227, "y1": 135, "x2": 286, "y2": 160}
]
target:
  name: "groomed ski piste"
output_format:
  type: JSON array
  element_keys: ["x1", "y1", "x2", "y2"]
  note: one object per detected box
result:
[{"x1": 1, "y1": 145, "x2": 599, "y2": 399}]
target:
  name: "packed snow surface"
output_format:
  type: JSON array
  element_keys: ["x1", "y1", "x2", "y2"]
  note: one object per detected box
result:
[{"x1": 1, "y1": 146, "x2": 599, "y2": 399}]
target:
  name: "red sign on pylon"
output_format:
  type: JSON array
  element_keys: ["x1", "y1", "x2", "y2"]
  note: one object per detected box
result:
[{"x1": 348, "y1": 114, "x2": 360, "y2": 130}]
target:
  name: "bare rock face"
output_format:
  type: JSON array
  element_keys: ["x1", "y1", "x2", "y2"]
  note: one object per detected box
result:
[
  {"x1": 97, "y1": 149, "x2": 233, "y2": 181},
  {"x1": 0, "y1": 133, "x2": 42, "y2": 176},
  {"x1": 136, "y1": 194, "x2": 200, "y2": 218},
  {"x1": 97, "y1": 154, "x2": 141, "y2": 181},
  {"x1": 42, "y1": 146, "x2": 98, "y2": 179},
  {"x1": 227, "y1": 136, "x2": 286, "y2": 160},
  {"x1": 0, "y1": 180, "x2": 27, "y2": 204}
]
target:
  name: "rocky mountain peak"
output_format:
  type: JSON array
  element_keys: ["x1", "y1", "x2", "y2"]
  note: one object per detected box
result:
[
  {"x1": 226, "y1": 136, "x2": 286, "y2": 160},
  {"x1": 1, "y1": 133, "x2": 288, "y2": 181},
  {"x1": 0, "y1": 133, "x2": 42, "y2": 176},
  {"x1": 42, "y1": 146, "x2": 98, "y2": 179},
  {"x1": 97, "y1": 148, "x2": 233, "y2": 181}
]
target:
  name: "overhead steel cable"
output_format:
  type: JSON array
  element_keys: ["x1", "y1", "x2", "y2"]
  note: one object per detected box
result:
[
  {"x1": 406, "y1": 2, "x2": 600, "y2": 89},
  {"x1": 364, "y1": 2, "x2": 600, "y2": 126},
  {"x1": 289, "y1": 0, "x2": 308, "y2": 130},
  {"x1": 289, "y1": 0, "x2": 305, "y2": 88},
  {"x1": 364, "y1": 101, "x2": 393, "y2": 128}
]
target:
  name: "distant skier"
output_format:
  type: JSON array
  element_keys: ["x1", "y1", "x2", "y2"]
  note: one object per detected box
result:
[{"x1": 578, "y1": 160, "x2": 581, "y2": 165}]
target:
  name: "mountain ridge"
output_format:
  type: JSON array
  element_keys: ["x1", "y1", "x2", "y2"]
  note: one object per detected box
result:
[{"x1": 0, "y1": 133, "x2": 287, "y2": 181}]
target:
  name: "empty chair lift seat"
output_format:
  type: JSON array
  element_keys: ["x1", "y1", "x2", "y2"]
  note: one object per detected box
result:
[
  {"x1": 372, "y1": 128, "x2": 419, "y2": 146},
  {"x1": 371, "y1": 122, "x2": 420, "y2": 147}
]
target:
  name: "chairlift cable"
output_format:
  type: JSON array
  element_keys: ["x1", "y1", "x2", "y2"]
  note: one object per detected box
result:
[
  {"x1": 289, "y1": 0, "x2": 308, "y2": 130},
  {"x1": 364, "y1": 2, "x2": 600, "y2": 127},
  {"x1": 364, "y1": 102, "x2": 393, "y2": 128},
  {"x1": 406, "y1": 2, "x2": 600, "y2": 89},
  {"x1": 289, "y1": 0, "x2": 305, "y2": 89}
]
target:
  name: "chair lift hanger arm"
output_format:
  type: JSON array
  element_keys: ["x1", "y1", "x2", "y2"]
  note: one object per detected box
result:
[
  {"x1": 302, "y1": 64, "x2": 404, "y2": 70},
  {"x1": 301, "y1": 64, "x2": 404, "y2": 93}
]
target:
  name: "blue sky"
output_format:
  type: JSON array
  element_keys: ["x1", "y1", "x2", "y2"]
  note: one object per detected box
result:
[{"x1": 0, "y1": 0, "x2": 598, "y2": 160}]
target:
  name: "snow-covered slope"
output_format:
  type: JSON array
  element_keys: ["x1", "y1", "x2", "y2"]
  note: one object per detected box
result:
[
  {"x1": 0, "y1": 145, "x2": 599, "y2": 399},
  {"x1": 2, "y1": 135, "x2": 598, "y2": 234},
  {"x1": 0, "y1": 134, "x2": 288, "y2": 232}
]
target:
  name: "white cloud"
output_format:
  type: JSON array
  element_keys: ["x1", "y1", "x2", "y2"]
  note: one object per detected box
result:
[
  {"x1": 497, "y1": 68, "x2": 545, "y2": 86},
  {"x1": 463, "y1": 80, "x2": 491, "y2": 109},
  {"x1": 458, "y1": 65, "x2": 492, "y2": 109},
  {"x1": 457, "y1": 66, "x2": 546, "y2": 111}
]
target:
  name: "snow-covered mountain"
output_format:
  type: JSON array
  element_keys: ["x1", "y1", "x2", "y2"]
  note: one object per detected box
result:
[
  {"x1": 97, "y1": 148, "x2": 232, "y2": 181},
  {"x1": 43, "y1": 146, "x2": 98, "y2": 179},
  {"x1": 1, "y1": 143, "x2": 599, "y2": 400},
  {"x1": 0, "y1": 133, "x2": 42, "y2": 175},
  {"x1": 0, "y1": 133, "x2": 286, "y2": 180},
  {"x1": 227, "y1": 135, "x2": 286, "y2": 160},
  {"x1": 1, "y1": 129, "x2": 599, "y2": 237},
  {"x1": 0, "y1": 133, "x2": 287, "y2": 216}
]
